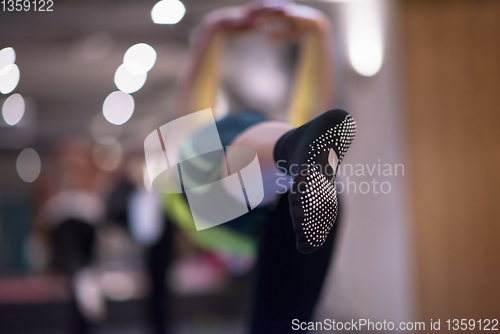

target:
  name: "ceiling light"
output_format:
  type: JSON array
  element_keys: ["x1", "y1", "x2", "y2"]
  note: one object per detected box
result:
[
  {"x1": 151, "y1": 0, "x2": 186, "y2": 25},
  {"x1": 17, "y1": 148, "x2": 41, "y2": 183},
  {"x1": 123, "y1": 43, "x2": 157, "y2": 74},
  {"x1": 102, "y1": 91, "x2": 135, "y2": 125},
  {"x1": 114, "y1": 64, "x2": 147, "y2": 94},
  {"x1": 2, "y1": 93, "x2": 25, "y2": 125},
  {"x1": 0, "y1": 63, "x2": 20, "y2": 94},
  {"x1": 0, "y1": 47, "x2": 16, "y2": 71}
]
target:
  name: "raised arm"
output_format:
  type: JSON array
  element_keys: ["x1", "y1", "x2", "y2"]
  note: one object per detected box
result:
[
  {"x1": 174, "y1": 6, "x2": 263, "y2": 119},
  {"x1": 174, "y1": 3, "x2": 334, "y2": 125},
  {"x1": 265, "y1": 5, "x2": 334, "y2": 126}
]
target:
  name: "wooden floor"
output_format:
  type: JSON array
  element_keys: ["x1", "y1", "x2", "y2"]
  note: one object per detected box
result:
[{"x1": 402, "y1": 0, "x2": 500, "y2": 323}]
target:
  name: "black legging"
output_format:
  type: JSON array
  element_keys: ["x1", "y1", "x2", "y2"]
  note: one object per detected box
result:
[
  {"x1": 107, "y1": 178, "x2": 173, "y2": 334},
  {"x1": 249, "y1": 191, "x2": 340, "y2": 334},
  {"x1": 212, "y1": 110, "x2": 341, "y2": 333},
  {"x1": 51, "y1": 218, "x2": 97, "y2": 334},
  {"x1": 144, "y1": 216, "x2": 174, "y2": 334}
]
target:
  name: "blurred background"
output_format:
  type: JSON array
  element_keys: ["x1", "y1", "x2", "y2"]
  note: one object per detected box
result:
[{"x1": 0, "y1": 0, "x2": 499, "y2": 333}]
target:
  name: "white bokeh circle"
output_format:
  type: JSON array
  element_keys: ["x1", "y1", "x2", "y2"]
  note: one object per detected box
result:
[{"x1": 103, "y1": 91, "x2": 135, "y2": 125}]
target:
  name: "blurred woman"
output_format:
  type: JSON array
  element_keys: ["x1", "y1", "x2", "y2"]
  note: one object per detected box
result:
[
  {"x1": 161, "y1": 2, "x2": 356, "y2": 333},
  {"x1": 36, "y1": 139, "x2": 105, "y2": 334}
]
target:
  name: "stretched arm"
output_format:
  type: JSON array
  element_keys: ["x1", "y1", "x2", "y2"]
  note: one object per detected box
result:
[
  {"x1": 267, "y1": 5, "x2": 334, "y2": 126},
  {"x1": 174, "y1": 23, "x2": 224, "y2": 118},
  {"x1": 174, "y1": 6, "x2": 263, "y2": 119},
  {"x1": 174, "y1": 3, "x2": 334, "y2": 125}
]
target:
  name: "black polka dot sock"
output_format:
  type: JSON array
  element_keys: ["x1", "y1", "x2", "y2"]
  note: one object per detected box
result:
[{"x1": 273, "y1": 109, "x2": 356, "y2": 254}]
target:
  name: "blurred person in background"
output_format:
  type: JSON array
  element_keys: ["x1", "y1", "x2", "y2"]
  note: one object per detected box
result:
[
  {"x1": 106, "y1": 147, "x2": 174, "y2": 334},
  {"x1": 34, "y1": 138, "x2": 106, "y2": 334}
]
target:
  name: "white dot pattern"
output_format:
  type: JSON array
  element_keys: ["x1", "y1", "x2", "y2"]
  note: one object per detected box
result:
[{"x1": 299, "y1": 115, "x2": 356, "y2": 249}]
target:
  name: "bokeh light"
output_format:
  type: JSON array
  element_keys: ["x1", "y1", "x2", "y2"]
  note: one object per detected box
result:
[
  {"x1": 0, "y1": 47, "x2": 16, "y2": 71},
  {"x1": 2, "y1": 93, "x2": 25, "y2": 126},
  {"x1": 151, "y1": 0, "x2": 186, "y2": 25},
  {"x1": 345, "y1": 0, "x2": 384, "y2": 77},
  {"x1": 114, "y1": 64, "x2": 147, "y2": 94},
  {"x1": 102, "y1": 91, "x2": 135, "y2": 125},
  {"x1": 123, "y1": 43, "x2": 157, "y2": 75},
  {"x1": 16, "y1": 148, "x2": 41, "y2": 183},
  {"x1": 92, "y1": 136, "x2": 123, "y2": 171},
  {"x1": 0, "y1": 63, "x2": 20, "y2": 94},
  {"x1": 100, "y1": 271, "x2": 137, "y2": 301}
]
